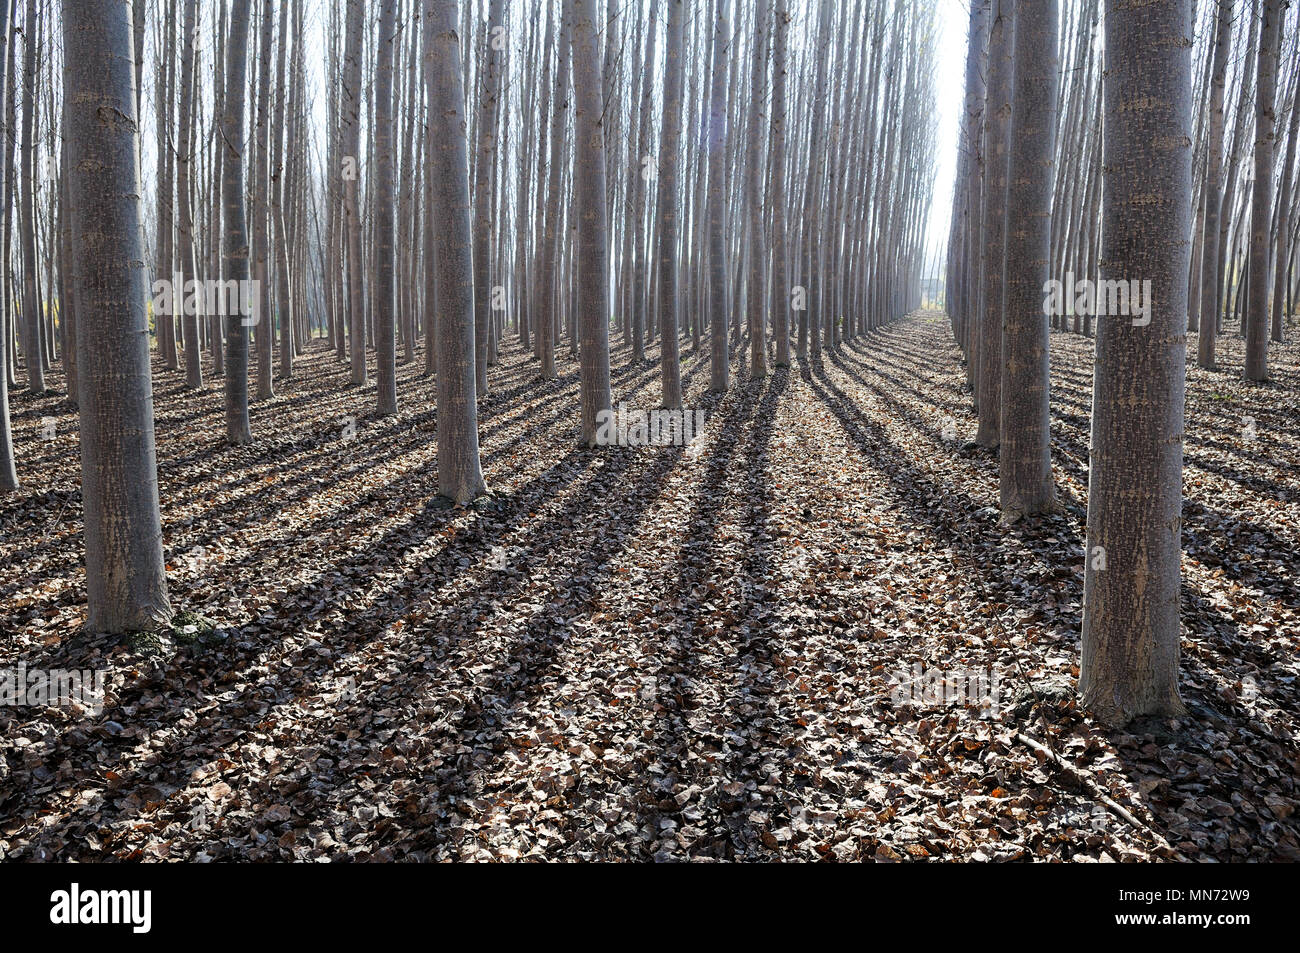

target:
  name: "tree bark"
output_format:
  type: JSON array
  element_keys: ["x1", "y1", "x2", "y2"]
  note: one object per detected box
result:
[
  {"x1": 63, "y1": 0, "x2": 172, "y2": 633},
  {"x1": 975, "y1": 0, "x2": 1014, "y2": 448},
  {"x1": 1244, "y1": 0, "x2": 1281, "y2": 380},
  {"x1": 999, "y1": 0, "x2": 1057, "y2": 519},
  {"x1": 374, "y1": 0, "x2": 398, "y2": 415},
  {"x1": 657, "y1": 0, "x2": 685, "y2": 409},
  {"x1": 342, "y1": 0, "x2": 367, "y2": 386},
  {"x1": 222, "y1": 0, "x2": 253, "y2": 445},
  {"x1": 1081, "y1": 0, "x2": 1192, "y2": 727},
  {"x1": 176, "y1": 0, "x2": 203, "y2": 389},
  {"x1": 425, "y1": 0, "x2": 486, "y2": 504},
  {"x1": 706, "y1": 0, "x2": 730, "y2": 392},
  {"x1": 570, "y1": 0, "x2": 612, "y2": 446},
  {"x1": 1197, "y1": 0, "x2": 1232, "y2": 370},
  {"x1": 0, "y1": 0, "x2": 14, "y2": 490}
]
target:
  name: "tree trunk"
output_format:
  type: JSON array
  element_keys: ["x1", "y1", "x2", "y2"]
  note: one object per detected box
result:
[
  {"x1": 473, "y1": 0, "x2": 504, "y2": 397},
  {"x1": 706, "y1": 0, "x2": 730, "y2": 392},
  {"x1": 1244, "y1": 0, "x2": 1281, "y2": 380},
  {"x1": 1197, "y1": 0, "x2": 1232, "y2": 370},
  {"x1": 746, "y1": 0, "x2": 768, "y2": 379},
  {"x1": 769, "y1": 0, "x2": 791, "y2": 367},
  {"x1": 999, "y1": 0, "x2": 1057, "y2": 519},
  {"x1": 975, "y1": 0, "x2": 1014, "y2": 448},
  {"x1": 657, "y1": 0, "x2": 684, "y2": 409},
  {"x1": 570, "y1": 0, "x2": 612, "y2": 446},
  {"x1": 1081, "y1": 0, "x2": 1192, "y2": 727},
  {"x1": 222, "y1": 0, "x2": 253, "y2": 445},
  {"x1": 19, "y1": 0, "x2": 43, "y2": 394},
  {"x1": 176, "y1": 0, "x2": 203, "y2": 389},
  {"x1": 425, "y1": 0, "x2": 486, "y2": 504},
  {"x1": 0, "y1": 0, "x2": 14, "y2": 490},
  {"x1": 374, "y1": 0, "x2": 398, "y2": 415},
  {"x1": 342, "y1": 0, "x2": 367, "y2": 386},
  {"x1": 63, "y1": 0, "x2": 172, "y2": 632}
]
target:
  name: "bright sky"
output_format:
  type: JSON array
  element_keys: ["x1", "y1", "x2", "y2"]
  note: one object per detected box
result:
[{"x1": 926, "y1": 0, "x2": 970, "y2": 276}]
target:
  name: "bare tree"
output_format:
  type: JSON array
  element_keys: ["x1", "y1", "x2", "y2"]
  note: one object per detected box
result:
[
  {"x1": 425, "y1": 0, "x2": 486, "y2": 503},
  {"x1": 1081, "y1": 0, "x2": 1193, "y2": 726},
  {"x1": 473, "y1": 0, "x2": 505, "y2": 397},
  {"x1": 374, "y1": 0, "x2": 398, "y2": 415},
  {"x1": 769, "y1": 0, "x2": 791, "y2": 367},
  {"x1": 222, "y1": 0, "x2": 254, "y2": 445},
  {"x1": 63, "y1": 0, "x2": 171, "y2": 632},
  {"x1": 1244, "y1": 0, "x2": 1282, "y2": 381},
  {"x1": 19, "y1": 0, "x2": 43, "y2": 394},
  {"x1": 342, "y1": 0, "x2": 366, "y2": 386},
  {"x1": 1197, "y1": 0, "x2": 1233, "y2": 369},
  {"x1": 176, "y1": 0, "x2": 203, "y2": 389},
  {"x1": 570, "y1": 0, "x2": 613, "y2": 445},
  {"x1": 999, "y1": 0, "x2": 1057, "y2": 519},
  {"x1": 975, "y1": 0, "x2": 1014, "y2": 449},
  {"x1": 706, "y1": 0, "x2": 730, "y2": 392},
  {"x1": 0, "y1": 0, "x2": 14, "y2": 490},
  {"x1": 657, "y1": 0, "x2": 685, "y2": 409}
]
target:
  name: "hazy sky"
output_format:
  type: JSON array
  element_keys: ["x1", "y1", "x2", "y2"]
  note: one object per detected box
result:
[{"x1": 927, "y1": 0, "x2": 969, "y2": 273}]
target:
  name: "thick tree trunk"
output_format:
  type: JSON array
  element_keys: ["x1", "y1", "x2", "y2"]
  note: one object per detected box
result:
[
  {"x1": 975, "y1": 0, "x2": 1014, "y2": 448},
  {"x1": 999, "y1": 0, "x2": 1057, "y2": 520},
  {"x1": 1081, "y1": 0, "x2": 1192, "y2": 727},
  {"x1": 570, "y1": 0, "x2": 612, "y2": 446},
  {"x1": 63, "y1": 0, "x2": 172, "y2": 633},
  {"x1": 425, "y1": 0, "x2": 486, "y2": 504}
]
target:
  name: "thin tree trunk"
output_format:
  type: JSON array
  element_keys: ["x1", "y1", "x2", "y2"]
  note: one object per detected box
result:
[
  {"x1": 657, "y1": 0, "x2": 685, "y2": 409},
  {"x1": 1197, "y1": 0, "x2": 1232, "y2": 369},
  {"x1": 374, "y1": 0, "x2": 398, "y2": 415},
  {"x1": 1245, "y1": 0, "x2": 1282, "y2": 379},
  {"x1": 342, "y1": 0, "x2": 367, "y2": 386},
  {"x1": 222, "y1": 0, "x2": 254, "y2": 445}
]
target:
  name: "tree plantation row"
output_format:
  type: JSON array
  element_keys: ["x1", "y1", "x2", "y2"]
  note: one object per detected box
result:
[
  {"x1": 0, "y1": 0, "x2": 1297, "y2": 867},
  {"x1": 2, "y1": 1, "x2": 936, "y2": 619}
]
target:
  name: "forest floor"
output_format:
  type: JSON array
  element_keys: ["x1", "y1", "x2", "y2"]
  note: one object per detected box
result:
[{"x1": 2, "y1": 311, "x2": 1298, "y2": 861}]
